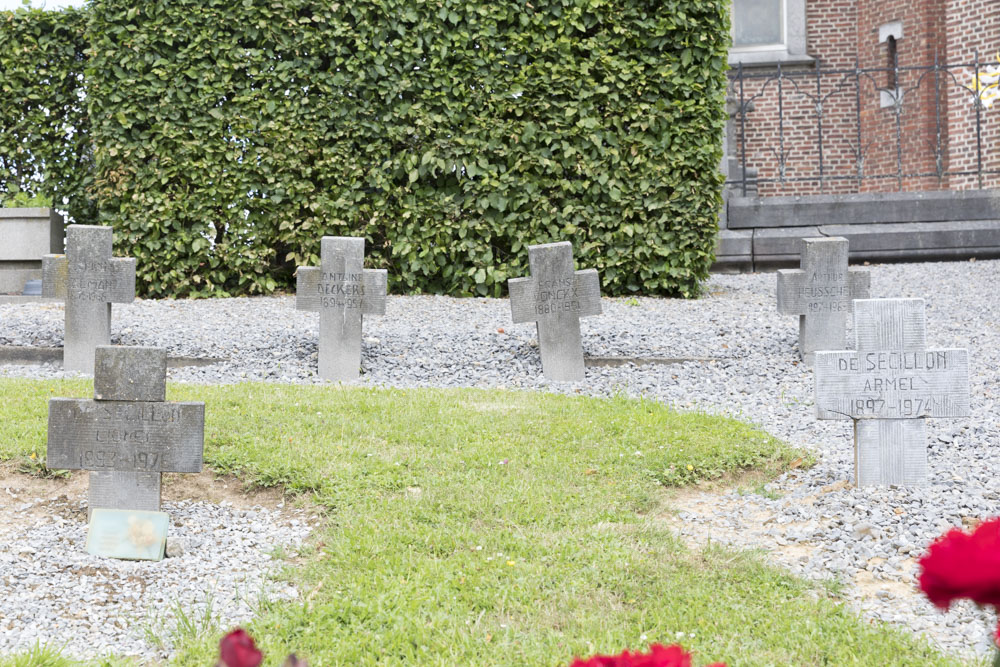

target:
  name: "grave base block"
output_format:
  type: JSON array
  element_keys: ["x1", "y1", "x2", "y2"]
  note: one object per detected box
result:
[
  {"x1": 854, "y1": 419, "x2": 928, "y2": 487},
  {"x1": 537, "y1": 319, "x2": 586, "y2": 382},
  {"x1": 88, "y1": 471, "x2": 162, "y2": 518}
]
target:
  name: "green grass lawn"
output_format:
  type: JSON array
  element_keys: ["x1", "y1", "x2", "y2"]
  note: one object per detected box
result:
[{"x1": 0, "y1": 378, "x2": 967, "y2": 666}]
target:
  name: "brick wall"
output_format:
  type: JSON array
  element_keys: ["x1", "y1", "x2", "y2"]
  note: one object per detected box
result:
[
  {"x1": 730, "y1": 0, "x2": 1000, "y2": 196},
  {"x1": 943, "y1": 0, "x2": 1000, "y2": 190},
  {"x1": 855, "y1": 0, "x2": 945, "y2": 192},
  {"x1": 732, "y1": 0, "x2": 857, "y2": 195}
]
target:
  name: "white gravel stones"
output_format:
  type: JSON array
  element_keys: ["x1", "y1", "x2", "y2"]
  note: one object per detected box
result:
[
  {"x1": 0, "y1": 492, "x2": 312, "y2": 661},
  {"x1": 2, "y1": 257, "x2": 999, "y2": 659}
]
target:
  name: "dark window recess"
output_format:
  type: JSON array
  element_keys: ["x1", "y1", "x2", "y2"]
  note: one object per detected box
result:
[{"x1": 887, "y1": 36, "x2": 898, "y2": 89}]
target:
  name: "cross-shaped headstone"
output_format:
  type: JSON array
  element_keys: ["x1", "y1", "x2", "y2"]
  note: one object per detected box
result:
[
  {"x1": 47, "y1": 345, "x2": 205, "y2": 515},
  {"x1": 42, "y1": 225, "x2": 136, "y2": 374},
  {"x1": 814, "y1": 298, "x2": 969, "y2": 486},
  {"x1": 296, "y1": 236, "x2": 387, "y2": 381},
  {"x1": 508, "y1": 242, "x2": 602, "y2": 382},
  {"x1": 777, "y1": 237, "x2": 870, "y2": 362}
]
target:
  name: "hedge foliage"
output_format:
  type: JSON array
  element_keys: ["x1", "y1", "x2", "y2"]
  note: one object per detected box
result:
[
  {"x1": 0, "y1": 7, "x2": 94, "y2": 225},
  {"x1": 5, "y1": 0, "x2": 728, "y2": 298}
]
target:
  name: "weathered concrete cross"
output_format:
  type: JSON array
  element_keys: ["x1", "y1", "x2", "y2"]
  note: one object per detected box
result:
[
  {"x1": 296, "y1": 236, "x2": 387, "y2": 381},
  {"x1": 42, "y1": 225, "x2": 136, "y2": 374},
  {"x1": 777, "y1": 237, "x2": 869, "y2": 361},
  {"x1": 508, "y1": 242, "x2": 601, "y2": 381},
  {"x1": 47, "y1": 346, "x2": 205, "y2": 515},
  {"x1": 814, "y1": 299, "x2": 969, "y2": 486}
]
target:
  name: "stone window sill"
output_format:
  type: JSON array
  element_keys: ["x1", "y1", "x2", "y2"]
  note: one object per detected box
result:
[{"x1": 729, "y1": 50, "x2": 816, "y2": 68}]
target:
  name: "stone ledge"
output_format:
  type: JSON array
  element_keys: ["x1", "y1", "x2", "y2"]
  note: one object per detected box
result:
[
  {"x1": 716, "y1": 190, "x2": 1000, "y2": 272},
  {"x1": 0, "y1": 295, "x2": 62, "y2": 304},
  {"x1": 748, "y1": 220, "x2": 1000, "y2": 270},
  {"x1": 727, "y1": 190, "x2": 1000, "y2": 229},
  {"x1": 0, "y1": 207, "x2": 53, "y2": 218},
  {"x1": 712, "y1": 229, "x2": 753, "y2": 273}
]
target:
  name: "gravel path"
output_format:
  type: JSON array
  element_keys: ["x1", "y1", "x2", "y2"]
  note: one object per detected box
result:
[
  {"x1": 0, "y1": 476, "x2": 314, "y2": 661},
  {"x1": 1, "y1": 258, "x2": 998, "y2": 660}
]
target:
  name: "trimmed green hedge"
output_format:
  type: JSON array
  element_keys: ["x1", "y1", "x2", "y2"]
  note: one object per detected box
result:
[
  {"x1": 3, "y1": 0, "x2": 728, "y2": 298},
  {"x1": 0, "y1": 7, "x2": 94, "y2": 224}
]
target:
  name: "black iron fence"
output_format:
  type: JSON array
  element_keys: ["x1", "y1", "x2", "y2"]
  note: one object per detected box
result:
[{"x1": 726, "y1": 51, "x2": 1000, "y2": 196}]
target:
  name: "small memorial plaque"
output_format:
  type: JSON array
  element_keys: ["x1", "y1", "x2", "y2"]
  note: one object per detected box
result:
[{"x1": 86, "y1": 508, "x2": 168, "y2": 561}]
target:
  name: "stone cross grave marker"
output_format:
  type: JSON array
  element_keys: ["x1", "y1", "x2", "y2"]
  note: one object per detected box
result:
[
  {"x1": 814, "y1": 299, "x2": 969, "y2": 486},
  {"x1": 47, "y1": 345, "x2": 205, "y2": 515},
  {"x1": 777, "y1": 237, "x2": 870, "y2": 361},
  {"x1": 508, "y1": 242, "x2": 602, "y2": 382},
  {"x1": 297, "y1": 236, "x2": 387, "y2": 381},
  {"x1": 42, "y1": 225, "x2": 136, "y2": 374}
]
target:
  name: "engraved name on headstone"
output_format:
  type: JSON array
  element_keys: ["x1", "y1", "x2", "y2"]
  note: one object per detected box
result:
[
  {"x1": 777, "y1": 237, "x2": 870, "y2": 362},
  {"x1": 41, "y1": 225, "x2": 137, "y2": 374},
  {"x1": 296, "y1": 236, "x2": 387, "y2": 381},
  {"x1": 47, "y1": 346, "x2": 205, "y2": 515},
  {"x1": 508, "y1": 242, "x2": 601, "y2": 382},
  {"x1": 814, "y1": 299, "x2": 969, "y2": 486}
]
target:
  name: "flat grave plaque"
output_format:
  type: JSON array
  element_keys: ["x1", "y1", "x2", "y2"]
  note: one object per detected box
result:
[{"x1": 86, "y1": 508, "x2": 168, "y2": 561}]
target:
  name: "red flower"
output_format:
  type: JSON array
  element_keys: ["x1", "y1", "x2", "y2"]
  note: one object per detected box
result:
[
  {"x1": 995, "y1": 621, "x2": 1000, "y2": 648},
  {"x1": 918, "y1": 518, "x2": 1000, "y2": 609},
  {"x1": 219, "y1": 628, "x2": 263, "y2": 667},
  {"x1": 568, "y1": 644, "x2": 725, "y2": 667}
]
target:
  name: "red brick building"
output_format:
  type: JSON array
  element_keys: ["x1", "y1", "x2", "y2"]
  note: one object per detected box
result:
[{"x1": 727, "y1": 0, "x2": 1000, "y2": 196}]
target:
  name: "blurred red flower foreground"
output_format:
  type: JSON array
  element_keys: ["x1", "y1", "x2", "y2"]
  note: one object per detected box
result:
[
  {"x1": 918, "y1": 517, "x2": 1000, "y2": 661},
  {"x1": 218, "y1": 629, "x2": 262, "y2": 667},
  {"x1": 216, "y1": 629, "x2": 722, "y2": 667},
  {"x1": 569, "y1": 643, "x2": 725, "y2": 667},
  {"x1": 918, "y1": 517, "x2": 1000, "y2": 609}
]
